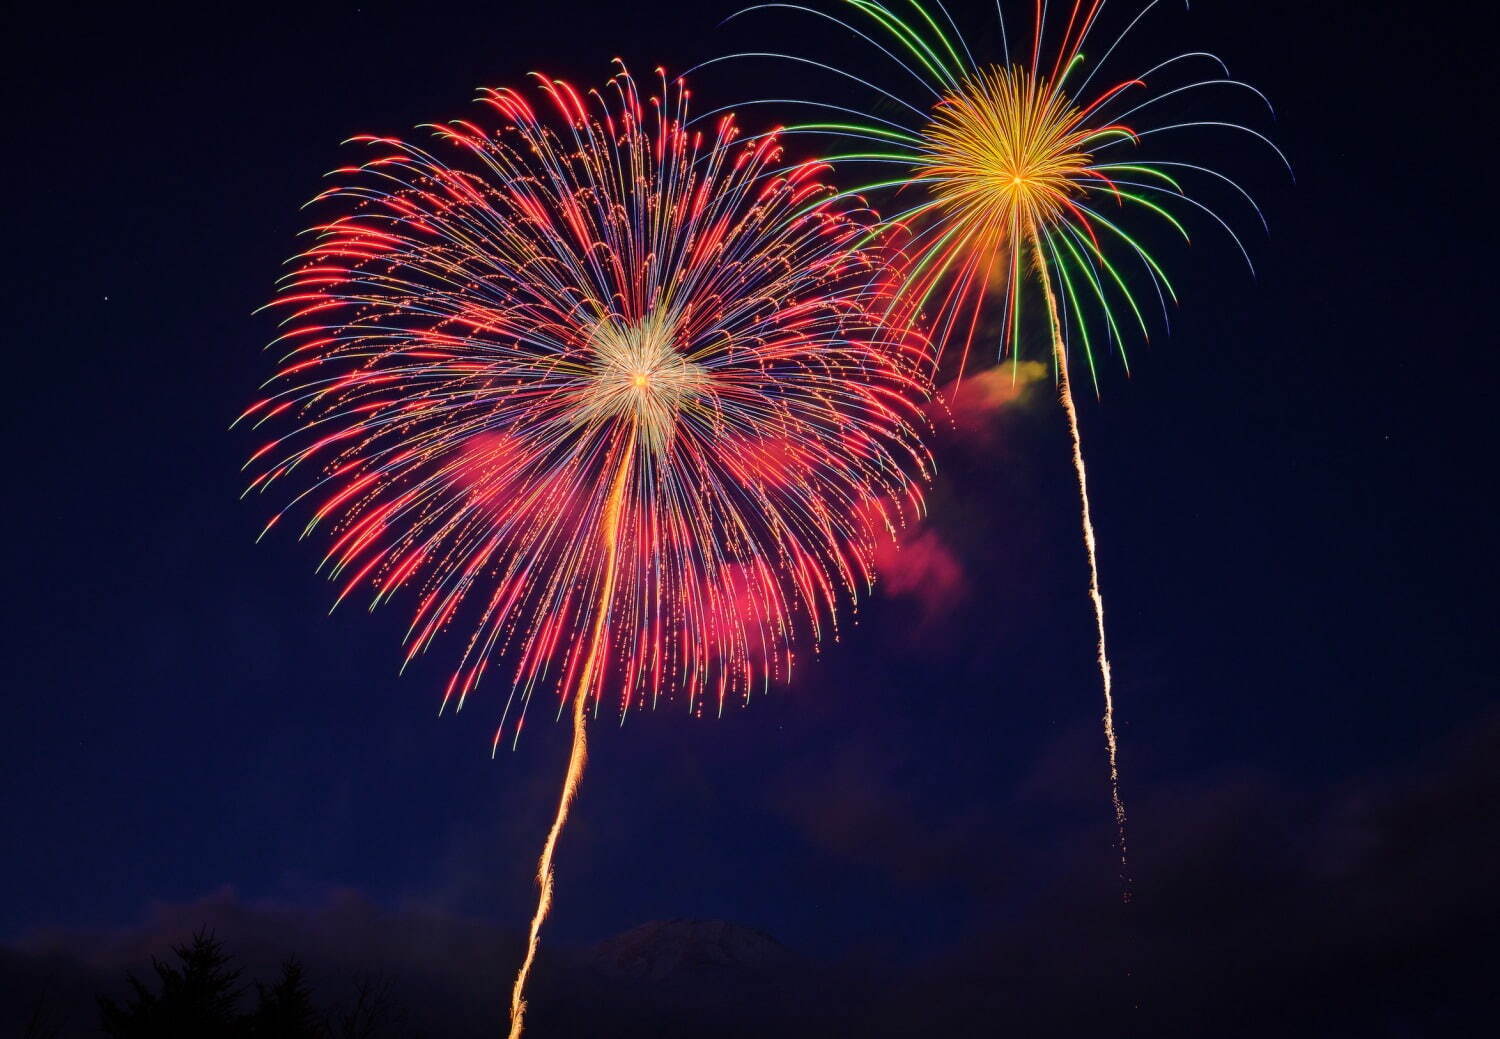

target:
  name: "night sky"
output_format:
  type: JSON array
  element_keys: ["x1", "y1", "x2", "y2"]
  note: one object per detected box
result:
[{"x1": 4, "y1": 1, "x2": 1495, "y2": 1036}]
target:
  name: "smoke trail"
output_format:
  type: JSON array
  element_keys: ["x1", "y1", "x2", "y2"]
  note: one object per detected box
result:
[
  {"x1": 508, "y1": 433, "x2": 635, "y2": 1038},
  {"x1": 1031, "y1": 235, "x2": 1130, "y2": 894}
]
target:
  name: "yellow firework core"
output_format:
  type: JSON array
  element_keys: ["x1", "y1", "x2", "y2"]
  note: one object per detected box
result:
[
  {"x1": 574, "y1": 311, "x2": 710, "y2": 458},
  {"x1": 922, "y1": 66, "x2": 1093, "y2": 243}
]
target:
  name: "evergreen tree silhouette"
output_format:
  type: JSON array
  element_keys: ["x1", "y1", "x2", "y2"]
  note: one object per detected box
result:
[
  {"x1": 98, "y1": 928, "x2": 247, "y2": 1038},
  {"x1": 249, "y1": 957, "x2": 321, "y2": 1038}
]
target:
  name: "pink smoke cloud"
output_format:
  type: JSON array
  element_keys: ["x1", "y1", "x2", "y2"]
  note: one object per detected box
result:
[
  {"x1": 937, "y1": 358, "x2": 1050, "y2": 434},
  {"x1": 875, "y1": 526, "x2": 966, "y2": 627}
]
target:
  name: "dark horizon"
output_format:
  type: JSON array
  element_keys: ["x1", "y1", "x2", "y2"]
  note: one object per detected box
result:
[{"x1": 3, "y1": 1, "x2": 1494, "y2": 1035}]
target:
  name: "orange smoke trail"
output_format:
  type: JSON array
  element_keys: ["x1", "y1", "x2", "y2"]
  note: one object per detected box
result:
[
  {"x1": 507, "y1": 432, "x2": 635, "y2": 1038},
  {"x1": 1030, "y1": 231, "x2": 1130, "y2": 893}
]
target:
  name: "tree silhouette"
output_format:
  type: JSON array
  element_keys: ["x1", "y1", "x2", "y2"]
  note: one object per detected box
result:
[
  {"x1": 94, "y1": 930, "x2": 429, "y2": 1038},
  {"x1": 21, "y1": 979, "x2": 65, "y2": 1039},
  {"x1": 98, "y1": 929, "x2": 247, "y2": 1038},
  {"x1": 329, "y1": 972, "x2": 408, "y2": 1039},
  {"x1": 250, "y1": 957, "x2": 321, "y2": 1038}
]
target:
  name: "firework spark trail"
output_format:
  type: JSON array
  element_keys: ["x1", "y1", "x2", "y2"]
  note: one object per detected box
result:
[
  {"x1": 1033, "y1": 234, "x2": 1128, "y2": 888},
  {"x1": 508, "y1": 430, "x2": 634, "y2": 1039}
]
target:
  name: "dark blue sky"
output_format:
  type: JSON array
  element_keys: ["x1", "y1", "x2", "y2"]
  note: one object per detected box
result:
[{"x1": 3, "y1": 1, "x2": 1493, "y2": 1034}]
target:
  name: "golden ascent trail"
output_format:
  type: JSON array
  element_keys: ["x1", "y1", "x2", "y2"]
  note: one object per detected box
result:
[
  {"x1": 507, "y1": 430, "x2": 636, "y2": 1038},
  {"x1": 1030, "y1": 232, "x2": 1130, "y2": 891}
]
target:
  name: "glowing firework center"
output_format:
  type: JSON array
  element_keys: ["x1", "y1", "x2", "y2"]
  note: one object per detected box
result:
[
  {"x1": 574, "y1": 311, "x2": 709, "y2": 459},
  {"x1": 922, "y1": 67, "x2": 1094, "y2": 241}
]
